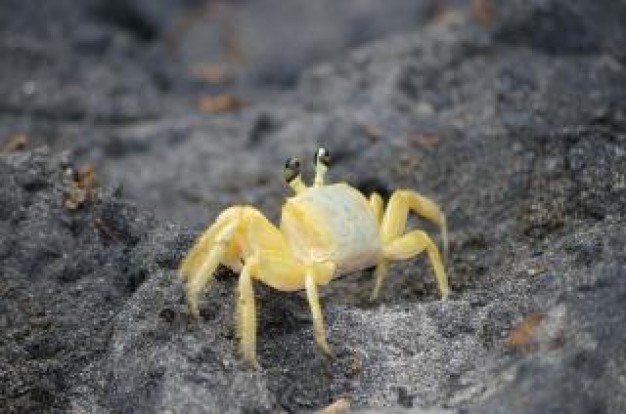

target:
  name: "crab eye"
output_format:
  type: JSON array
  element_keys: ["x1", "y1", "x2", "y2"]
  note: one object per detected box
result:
[
  {"x1": 283, "y1": 157, "x2": 301, "y2": 183},
  {"x1": 315, "y1": 147, "x2": 330, "y2": 167}
]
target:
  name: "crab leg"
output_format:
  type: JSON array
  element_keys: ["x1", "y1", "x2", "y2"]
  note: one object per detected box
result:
[
  {"x1": 181, "y1": 206, "x2": 286, "y2": 318},
  {"x1": 180, "y1": 207, "x2": 241, "y2": 281},
  {"x1": 380, "y1": 190, "x2": 447, "y2": 249},
  {"x1": 370, "y1": 259, "x2": 389, "y2": 301},
  {"x1": 185, "y1": 220, "x2": 239, "y2": 317},
  {"x1": 368, "y1": 191, "x2": 386, "y2": 300},
  {"x1": 180, "y1": 203, "x2": 339, "y2": 368},
  {"x1": 249, "y1": 250, "x2": 336, "y2": 359},
  {"x1": 234, "y1": 253, "x2": 334, "y2": 368},
  {"x1": 237, "y1": 258, "x2": 260, "y2": 369},
  {"x1": 372, "y1": 189, "x2": 449, "y2": 300},
  {"x1": 305, "y1": 268, "x2": 333, "y2": 358},
  {"x1": 383, "y1": 230, "x2": 449, "y2": 299}
]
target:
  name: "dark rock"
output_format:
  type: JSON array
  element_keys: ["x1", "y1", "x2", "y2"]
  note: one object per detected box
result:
[{"x1": 492, "y1": 0, "x2": 626, "y2": 56}]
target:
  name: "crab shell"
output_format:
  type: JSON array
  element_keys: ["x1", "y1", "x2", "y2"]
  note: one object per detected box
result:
[{"x1": 280, "y1": 183, "x2": 381, "y2": 276}]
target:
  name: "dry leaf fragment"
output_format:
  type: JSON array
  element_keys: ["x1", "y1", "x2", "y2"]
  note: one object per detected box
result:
[
  {"x1": 0, "y1": 133, "x2": 28, "y2": 155},
  {"x1": 472, "y1": 0, "x2": 494, "y2": 28},
  {"x1": 507, "y1": 312, "x2": 545, "y2": 351},
  {"x1": 197, "y1": 94, "x2": 246, "y2": 113}
]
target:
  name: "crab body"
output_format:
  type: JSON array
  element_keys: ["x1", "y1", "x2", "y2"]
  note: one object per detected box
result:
[
  {"x1": 281, "y1": 183, "x2": 381, "y2": 277},
  {"x1": 179, "y1": 148, "x2": 450, "y2": 369}
]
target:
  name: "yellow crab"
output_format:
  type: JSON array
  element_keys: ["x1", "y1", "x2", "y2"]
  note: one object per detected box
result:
[{"x1": 180, "y1": 148, "x2": 450, "y2": 369}]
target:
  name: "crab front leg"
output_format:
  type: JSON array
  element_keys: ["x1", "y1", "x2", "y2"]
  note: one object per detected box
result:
[
  {"x1": 370, "y1": 189, "x2": 450, "y2": 301},
  {"x1": 181, "y1": 206, "x2": 336, "y2": 369},
  {"x1": 181, "y1": 207, "x2": 292, "y2": 368},
  {"x1": 235, "y1": 251, "x2": 335, "y2": 368},
  {"x1": 180, "y1": 207, "x2": 245, "y2": 317},
  {"x1": 180, "y1": 204, "x2": 287, "y2": 313}
]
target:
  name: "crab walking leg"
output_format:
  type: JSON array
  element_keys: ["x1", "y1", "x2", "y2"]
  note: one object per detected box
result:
[
  {"x1": 239, "y1": 253, "x2": 334, "y2": 361},
  {"x1": 304, "y1": 269, "x2": 333, "y2": 357},
  {"x1": 237, "y1": 259, "x2": 260, "y2": 369},
  {"x1": 383, "y1": 230, "x2": 450, "y2": 299},
  {"x1": 185, "y1": 220, "x2": 239, "y2": 317},
  {"x1": 372, "y1": 189, "x2": 449, "y2": 300},
  {"x1": 368, "y1": 191, "x2": 387, "y2": 300},
  {"x1": 380, "y1": 190, "x2": 447, "y2": 251},
  {"x1": 370, "y1": 259, "x2": 389, "y2": 301},
  {"x1": 180, "y1": 207, "x2": 242, "y2": 281}
]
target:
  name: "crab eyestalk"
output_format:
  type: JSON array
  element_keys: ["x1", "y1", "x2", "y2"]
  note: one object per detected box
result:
[
  {"x1": 284, "y1": 157, "x2": 306, "y2": 194},
  {"x1": 313, "y1": 147, "x2": 330, "y2": 187}
]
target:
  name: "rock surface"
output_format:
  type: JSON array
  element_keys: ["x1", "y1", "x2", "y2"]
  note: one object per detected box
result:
[{"x1": 1, "y1": 0, "x2": 625, "y2": 413}]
